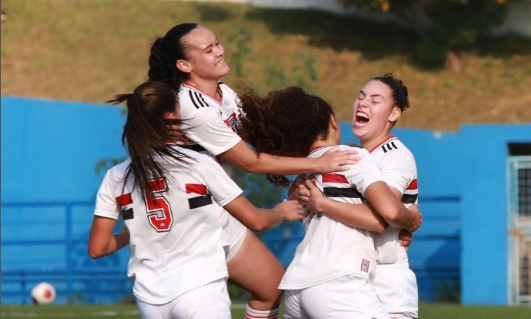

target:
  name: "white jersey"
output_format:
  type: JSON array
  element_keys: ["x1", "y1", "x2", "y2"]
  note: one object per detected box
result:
[
  {"x1": 178, "y1": 82, "x2": 241, "y2": 177},
  {"x1": 93, "y1": 146, "x2": 243, "y2": 305},
  {"x1": 370, "y1": 136, "x2": 418, "y2": 264},
  {"x1": 279, "y1": 145, "x2": 384, "y2": 290}
]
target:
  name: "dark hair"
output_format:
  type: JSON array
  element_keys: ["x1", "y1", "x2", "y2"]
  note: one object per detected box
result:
[
  {"x1": 372, "y1": 73, "x2": 410, "y2": 112},
  {"x1": 238, "y1": 86, "x2": 335, "y2": 187},
  {"x1": 107, "y1": 81, "x2": 191, "y2": 198},
  {"x1": 148, "y1": 23, "x2": 199, "y2": 91}
]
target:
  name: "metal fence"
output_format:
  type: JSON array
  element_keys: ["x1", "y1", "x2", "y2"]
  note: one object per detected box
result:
[
  {"x1": 508, "y1": 156, "x2": 531, "y2": 305},
  {"x1": 1, "y1": 201, "x2": 132, "y2": 304}
]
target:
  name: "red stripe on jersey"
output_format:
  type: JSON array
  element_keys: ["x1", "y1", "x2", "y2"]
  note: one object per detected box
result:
[
  {"x1": 186, "y1": 184, "x2": 208, "y2": 195},
  {"x1": 369, "y1": 135, "x2": 397, "y2": 153},
  {"x1": 147, "y1": 179, "x2": 167, "y2": 192},
  {"x1": 184, "y1": 81, "x2": 223, "y2": 103},
  {"x1": 116, "y1": 193, "x2": 132, "y2": 207},
  {"x1": 322, "y1": 173, "x2": 349, "y2": 184},
  {"x1": 407, "y1": 179, "x2": 418, "y2": 190}
]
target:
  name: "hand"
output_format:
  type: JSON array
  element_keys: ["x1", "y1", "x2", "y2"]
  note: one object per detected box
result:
[
  {"x1": 288, "y1": 175, "x2": 307, "y2": 201},
  {"x1": 398, "y1": 229, "x2": 413, "y2": 251},
  {"x1": 406, "y1": 204, "x2": 422, "y2": 232},
  {"x1": 275, "y1": 199, "x2": 304, "y2": 223},
  {"x1": 316, "y1": 147, "x2": 360, "y2": 174},
  {"x1": 304, "y1": 179, "x2": 326, "y2": 221}
]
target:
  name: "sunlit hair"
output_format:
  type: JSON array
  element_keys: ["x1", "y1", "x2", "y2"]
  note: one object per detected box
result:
[
  {"x1": 372, "y1": 73, "x2": 410, "y2": 112},
  {"x1": 238, "y1": 86, "x2": 335, "y2": 187},
  {"x1": 148, "y1": 23, "x2": 199, "y2": 91},
  {"x1": 106, "y1": 81, "x2": 191, "y2": 198}
]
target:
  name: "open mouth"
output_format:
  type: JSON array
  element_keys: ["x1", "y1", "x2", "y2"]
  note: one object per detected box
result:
[
  {"x1": 215, "y1": 59, "x2": 225, "y2": 66},
  {"x1": 355, "y1": 112, "x2": 369, "y2": 125}
]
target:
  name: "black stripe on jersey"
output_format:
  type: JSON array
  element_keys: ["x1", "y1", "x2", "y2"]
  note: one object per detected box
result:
[
  {"x1": 323, "y1": 187, "x2": 363, "y2": 199},
  {"x1": 390, "y1": 141, "x2": 398, "y2": 150},
  {"x1": 197, "y1": 93, "x2": 209, "y2": 107},
  {"x1": 182, "y1": 144, "x2": 207, "y2": 153},
  {"x1": 402, "y1": 193, "x2": 418, "y2": 204},
  {"x1": 189, "y1": 195, "x2": 213, "y2": 209},
  {"x1": 121, "y1": 208, "x2": 134, "y2": 220},
  {"x1": 189, "y1": 90, "x2": 201, "y2": 109},
  {"x1": 194, "y1": 92, "x2": 207, "y2": 107}
]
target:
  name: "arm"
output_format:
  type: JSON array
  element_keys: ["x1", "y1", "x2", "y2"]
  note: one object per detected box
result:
[
  {"x1": 88, "y1": 216, "x2": 130, "y2": 259},
  {"x1": 306, "y1": 180, "x2": 420, "y2": 231},
  {"x1": 223, "y1": 196, "x2": 303, "y2": 232},
  {"x1": 303, "y1": 180, "x2": 388, "y2": 232},
  {"x1": 222, "y1": 140, "x2": 358, "y2": 175}
]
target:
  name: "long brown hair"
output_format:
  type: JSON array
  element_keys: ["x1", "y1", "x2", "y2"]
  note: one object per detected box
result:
[{"x1": 107, "y1": 81, "x2": 191, "y2": 198}]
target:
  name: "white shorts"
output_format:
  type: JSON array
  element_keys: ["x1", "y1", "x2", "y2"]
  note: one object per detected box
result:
[
  {"x1": 218, "y1": 205, "x2": 247, "y2": 262},
  {"x1": 373, "y1": 261, "x2": 418, "y2": 318},
  {"x1": 283, "y1": 274, "x2": 391, "y2": 319},
  {"x1": 136, "y1": 278, "x2": 231, "y2": 319}
]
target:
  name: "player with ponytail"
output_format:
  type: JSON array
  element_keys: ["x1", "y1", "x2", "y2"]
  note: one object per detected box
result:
[
  {"x1": 146, "y1": 23, "x2": 359, "y2": 318},
  {"x1": 88, "y1": 81, "x2": 303, "y2": 319}
]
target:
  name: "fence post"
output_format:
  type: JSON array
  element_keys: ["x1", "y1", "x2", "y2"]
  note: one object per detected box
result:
[{"x1": 65, "y1": 204, "x2": 73, "y2": 302}]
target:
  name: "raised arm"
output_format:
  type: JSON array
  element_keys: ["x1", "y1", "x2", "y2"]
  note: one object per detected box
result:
[
  {"x1": 223, "y1": 196, "x2": 303, "y2": 232},
  {"x1": 222, "y1": 140, "x2": 358, "y2": 175}
]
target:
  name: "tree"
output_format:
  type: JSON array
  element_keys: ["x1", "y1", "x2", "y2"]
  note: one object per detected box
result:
[{"x1": 337, "y1": 0, "x2": 518, "y2": 66}]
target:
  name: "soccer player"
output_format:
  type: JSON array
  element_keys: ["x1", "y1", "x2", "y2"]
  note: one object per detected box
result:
[
  {"x1": 237, "y1": 86, "x2": 422, "y2": 319},
  {"x1": 87, "y1": 81, "x2": 304, "y2": 319},
  {"x1": 146, "y1": 23, "x2": 358, "y2": 318},
  {"x1": 297, "y1": 74, "x2": 421, "y2": 319}
]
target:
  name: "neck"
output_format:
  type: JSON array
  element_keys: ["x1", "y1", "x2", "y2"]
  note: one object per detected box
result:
[
  {"x1": 361, "y1": 131, "x2": 392, "y2": 152},
  {"x1": 309, "y1": 135, "x2": 338, "y2": 153},
  {"x1": 186, "y1": 76, "x2": 220, "y2": 98}
]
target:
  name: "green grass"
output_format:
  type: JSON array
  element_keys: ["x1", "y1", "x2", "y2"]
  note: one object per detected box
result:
[
  {"x1": 2, "y1": 303, "x2": 531, "y2": 318},
  {"x1": 2, "y1": 0, "x2": 531, "y2": 131}
]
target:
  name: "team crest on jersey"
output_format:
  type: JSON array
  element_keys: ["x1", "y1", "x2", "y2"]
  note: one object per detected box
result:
[
  {"x1": 223, "y1": 113, "x2": 237, "y2": 132},
  {"x1": 360, "y1": 259, "x2": 370, "y2": 272}
]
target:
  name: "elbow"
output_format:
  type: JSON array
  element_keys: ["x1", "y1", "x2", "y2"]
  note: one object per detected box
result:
[
  {"x1": 247, "y1": 221, "x2": 267, "y2": 232},
  {"x1": 381, "y1": 206, "x2": 403, "y2": 225},
  {"x1": 88, "y1": 246, "x2": 105, "y2": 259}
]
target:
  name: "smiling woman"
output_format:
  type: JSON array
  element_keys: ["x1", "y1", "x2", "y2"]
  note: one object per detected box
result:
[{"x1": 145, "y1": 23, "x2": 359, "y2": 319}]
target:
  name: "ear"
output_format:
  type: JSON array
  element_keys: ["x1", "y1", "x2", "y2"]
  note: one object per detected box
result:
[
  {"x1": 176, "y1": 59, "x2": 192, "y2": 74},
  {"x1": 388, "y1": 106, "x2": 402, "y2": 122},
  {"x1": 330, "y1": 115, "x2": 339, "y2": 130}
]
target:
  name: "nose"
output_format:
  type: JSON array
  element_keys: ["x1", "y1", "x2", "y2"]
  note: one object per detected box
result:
[{"x1": 216, "y1": 43, "x2": 224, "y2": 57}]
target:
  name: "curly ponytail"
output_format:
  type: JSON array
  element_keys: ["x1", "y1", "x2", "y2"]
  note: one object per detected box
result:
[{"x1": 148, "y1": 23, "x2": 199, "y2": 91}]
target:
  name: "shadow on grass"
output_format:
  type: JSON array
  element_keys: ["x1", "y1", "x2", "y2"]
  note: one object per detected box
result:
[
  {"x1": 194, "y1": 3, "x2": 233, "y2": 23},
  {"x1": 245, "y1": 7, "x2": 531, "y2": 69}
]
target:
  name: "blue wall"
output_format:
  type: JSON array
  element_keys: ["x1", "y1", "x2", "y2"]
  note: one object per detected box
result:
[
  {"x1": 460, "y1": 124, "x2": 531, "y2": 305},
  {"x1": 2, "y1": 96, "x2": 529, "y2": 305}
]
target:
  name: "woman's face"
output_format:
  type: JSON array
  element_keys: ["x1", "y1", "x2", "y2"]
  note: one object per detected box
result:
[
  {"x1": 352, "y1": 80, "x2": 401, "y2": 142},
  {"x1": 181, "y1": 26, "x2": 229, "y2": 80}
]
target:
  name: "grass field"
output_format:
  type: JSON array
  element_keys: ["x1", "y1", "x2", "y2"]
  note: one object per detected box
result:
[
  {"x1": 2, "y1": 0, "x2": 531, "y2": 130},
  {"x1": 2, "y1": 303, "x2": 531, "y2": 318}
]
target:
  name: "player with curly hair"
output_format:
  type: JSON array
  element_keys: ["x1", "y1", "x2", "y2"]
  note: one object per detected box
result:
[{"x1": 238, "y1": 86, "x2": 422, "y2": 319}]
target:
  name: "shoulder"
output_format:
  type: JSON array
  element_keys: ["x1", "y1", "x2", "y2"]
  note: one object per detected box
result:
[
  {"x1": 178, "y1": 84, "x2": 215, "y2": 111},
  {"x1": 106, "y1": 159, "x2": 131, "y2": 183}
]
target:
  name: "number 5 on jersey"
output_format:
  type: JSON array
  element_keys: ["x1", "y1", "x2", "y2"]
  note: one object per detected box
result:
[{"x1": 145, "y1": 179, "x2": 173, "y2": 232}]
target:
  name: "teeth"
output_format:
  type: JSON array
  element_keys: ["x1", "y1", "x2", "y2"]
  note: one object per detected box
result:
[
  {"x1": 356, "y1": 112, "x2": 369, "y2": 119},
  {"x1": 216, "y1": 60, "x2": 224, "y2": 66}
]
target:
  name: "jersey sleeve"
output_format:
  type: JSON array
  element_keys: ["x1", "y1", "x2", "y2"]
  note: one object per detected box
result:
[
  {"x1": 343, "y1": 148, "x2": 383, "y2": 196},
  {"x1": 182, "y1": 107, "x2": 241, "y2": 156},
  {"x1": 202, "y1": 156, "x2": 243, "y2": 207},
  {"x1": 378, "y1": 150, "x2": 415, "y2": 194},
  {"x1": 94, "y1": 169, "x2": 120, "y2": 220}
]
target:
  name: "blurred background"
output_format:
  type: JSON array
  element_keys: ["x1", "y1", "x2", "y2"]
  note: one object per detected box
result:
[{"x1": 1, "y1": 0, "x2": 531, "y2": 318}]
